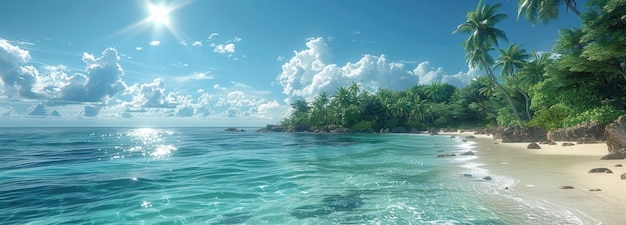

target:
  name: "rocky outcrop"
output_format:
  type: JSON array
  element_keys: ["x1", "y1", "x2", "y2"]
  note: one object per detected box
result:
[
  {"x1": 600, "y1": 150, "x2": 626, "y2": 160},
  {"x1": 258, "y1": 124, "x2": 286, "y2": 132},
  {"x1": 559, "y1": 185, "x2": 574, "y2": 189},
  {"x1": 391, "y1": 127, "x2": 407, "y2": 133},
  {"x1": 547, "y1": 121, "x2": 605, "y2": 142},
  {"x1": 622, "y1": 173, "x2": 626, "y2": 180},
  {"x1": 498, "y1": 126, "x2": 547, "y2": 143},
  {"x1": 588, "y1": 168, "x2": 613, "y2": 173},
  {"x1": 605, "y1": 114, "x2": 626, "y2": 157},
  {"x1": 527, "y1": 142, "x2": 541, "y2": 149},
  {"x1": 224, "y1": 127, "x2": 246, "y2": 132}
]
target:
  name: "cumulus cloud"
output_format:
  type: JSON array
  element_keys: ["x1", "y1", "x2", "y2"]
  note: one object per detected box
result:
[
  {"x1": 412, "y1": 62, "x2": 480, "y2": 87},
  {"x1": 213, "y1": 43, "x2": 235, "y2": 54},
  {"x1": 61, "y1": 48, "x2": 127, "y2": 102},
  {"x1": 27, "y1": 103, "x2": 50, "y2": 116},
  {"x1": 136, "y1": 47, "x2": 143, "y2": 51},
  {"x1": 149, "y1": 41, "x2": 160, "y2": 46},
  {"x1": 192, "y1": 41, "x2": 203, "y2": 47},
  {"x1": 277, "y1": 37, "x2": 479, "y2": 103},
  {"x1": 82, "y1": 105, "x2": 101, "y2": 117},
  {"x1": 0, "y1": 39, "x2": 40, "y2": 98},
  {"x1": 130, "y1": 78, "x2": 176, "y2": 108}
]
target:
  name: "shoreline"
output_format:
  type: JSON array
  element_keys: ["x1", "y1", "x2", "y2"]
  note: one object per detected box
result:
[{"x1": 440, "y1": 131, "x2": 626, "y2": 224}]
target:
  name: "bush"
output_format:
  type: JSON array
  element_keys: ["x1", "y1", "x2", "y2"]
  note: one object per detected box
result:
[
  {"x1": 562, "y1": 105, "x2": 624, "y2": 128},
  {"x1": 351, "y1": 121, "x2": 374, "y2": 132},
  {"x1": 528, "y1": 104, "x2": 574, "y2": 131}
]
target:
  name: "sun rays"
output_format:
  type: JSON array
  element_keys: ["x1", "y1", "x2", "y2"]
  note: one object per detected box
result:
[{"x1": 109, "y1": 0, "x2": 193, "y2": 42}]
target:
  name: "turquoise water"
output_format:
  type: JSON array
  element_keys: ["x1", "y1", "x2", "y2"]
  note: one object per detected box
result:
[{"x1": 0, "y1": 128, "x2": 586, "y2": 224}]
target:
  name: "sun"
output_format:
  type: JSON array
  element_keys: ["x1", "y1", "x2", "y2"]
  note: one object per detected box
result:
[{"x1": 148, "y1": 4, "x2": 171, "y2": 26}]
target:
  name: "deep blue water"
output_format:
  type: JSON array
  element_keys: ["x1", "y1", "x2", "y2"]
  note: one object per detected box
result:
[{"x1": 0, "y1": 128, "x2": 586, "y2": 224}]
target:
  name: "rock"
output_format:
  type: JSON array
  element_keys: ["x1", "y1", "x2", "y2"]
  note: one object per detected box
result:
[
  {"x1": 265, "y1": 124, "x2": 285, "y2": 132},
  {"x1": 600, "y1": 150, "x2": 626, "y2": 160},
  {"x1": 482, "y1": 176, "x2": 492, "y2": 181},
  {"x1": 589, "y1": 188, "x2": 602, "y2": 192},
  {"x1": 539, "y1": 140, "x2": 556, "y2": 145},
  {"x1": 463, "y1": 174, "x2": 473, "y2": 177},
  {"x1": 450, "y1": 135, "x2": 456, "y2": 138},
  {"x1": 605, "y1": 114, "x2": 626, "y2": 159},
  {"x1": 576, "y1": 135, "x2": 597, "y2": 144},
  {"x1": 380, "y1": 128, "x2": 390, "y2": 134},
  {"x1": 465, "y1": 135, "x2": 476, "y2": 139},
  {"x1": 588, "y1": 168, "x2": 613, "y2": 173},
  {"x1": 460, "y1": 151, "x2": 475, "y2": 156},
  {"x1": 391, "y1": 127, "x2": 407, "y2": 133},
  {"x1": 527, "y1": 142, "x2": 541, "y2": 149},
  {"x1": 547, "y1": 121, "x2": 606, "y2": 142},
  {"x1": 559, "y1": 185, "x2": 574, "y2": 189},
  {"x1": 225, "y1": 127, "x2": 245, "y2": 132},
  {"x1": 616, "y1": 164, "x2": 623, "y2": 167},
  {"x1": 562, "y1": 142, "x2": 576, "y2": 147},
  {"x1": 498, "y1": 126, "x2": 547, "y2": 143},
  {"x1": 622, "y1": 173, "x2": 626, "y2": 180},
  {"x1": 437, "y1": 153, "x2": 456, "y2": 157}
]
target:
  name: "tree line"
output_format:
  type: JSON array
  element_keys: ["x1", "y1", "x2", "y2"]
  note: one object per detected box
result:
[{"x1": 281, "y1": 0, "x2": 626, "y2": 132}]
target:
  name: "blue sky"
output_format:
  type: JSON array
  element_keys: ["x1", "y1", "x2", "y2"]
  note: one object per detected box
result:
[{"x1": 0, "y1": 0, "x2": 582, "y2": 127}]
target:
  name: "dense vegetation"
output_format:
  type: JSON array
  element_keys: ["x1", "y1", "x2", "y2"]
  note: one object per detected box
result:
[{"x1": 281, "y1": 0, "x2": 626, "y2": 132}]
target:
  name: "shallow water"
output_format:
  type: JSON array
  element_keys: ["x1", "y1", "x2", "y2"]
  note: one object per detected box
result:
[{"x1": 0, "y1": 128, "x2": 590, "y2": 224}]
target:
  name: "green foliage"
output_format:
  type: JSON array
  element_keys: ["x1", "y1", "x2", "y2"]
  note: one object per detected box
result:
[
  {"x1": 528, "y1": 104, "x2": 574, "y2": 130},
  {"x1": 351, "y1": 121, "x2": 374, "y2": 132},
  {"x1": 562, "y1": 105, "x2": 624, "y2": 127}
]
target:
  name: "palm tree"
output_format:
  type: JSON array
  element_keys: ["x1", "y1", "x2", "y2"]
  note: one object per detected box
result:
[
  {"x1": 517, "y1": 50, "x2": 553, "y2": 89},
  {"x1": 496, "y1": 43, "x2": 532, "y2": 120},
  {"x1": 425, "y1": 81, "x2": 447, "y2": 103},
  {"x1": 454, "y1": 0, "x2": 526, "y2": 127},
  {"x1": 518, "y1": 0, "x2": 582, "y2": 25},
  {"x1": 311, "y1": 91, "x2": 330, "y2": 125}
]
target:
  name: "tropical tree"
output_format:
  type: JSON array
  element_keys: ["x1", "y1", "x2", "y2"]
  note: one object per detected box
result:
[
  {"x1": 496, "y1": 43, "x2": 532, "y2": 120},
  {"x1": 517, "y1": 50, "x2": 553, "y2": 89},
  {"x1": 518, "y1": 0, "x2": 582, "y2": 24},
  {"x1": 454, "y1": 0, "x2": 526, "y2": 127}
]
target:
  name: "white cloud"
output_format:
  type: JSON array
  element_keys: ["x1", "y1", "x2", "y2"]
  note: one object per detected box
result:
[
  {"x1": 277, "y1": 37, "x2": 479, "y2": 103},
  {"x1": 174, "y1": 72, "x2": 214, "y2": 82},
  {"x1": 213, "y1": 43, "x2": 235, "y2": 54},
  {"x1": 136, "y1": 47, "x2": 143, "y2": 51},
  {"x1": 149, "y1": 41, "x2": 160, "y2": 46},
  {"x1": 192, "y1": 41, "x2": 203, "y2": 47},
  {"x1": 412, "y1": 62, "x2": 480, "y2": 87},
  {"x1": 130, "y1": 78, "x2": 176, "y2": 108},
  {"x1": 208, "y1": 33, "x2": 219, "y2": 40},
  {"x1": 213, "y1": 84, "x2": 227, "y2": 91},
  {"x1": 0, "y1": 39, "x2": 38, "y2": 98},
  {"x1": 179, "y1": 40, "x2": 188, "y2": 46},
  {"x1": 233, "y1": 36, "x2": 242, "y2": 42},
  {"x1": 61, "y1": 48, "x2": 127, "y2": 102},
  {"x1": 276, "y1": 56, "x2": 284, "y2": 61}
]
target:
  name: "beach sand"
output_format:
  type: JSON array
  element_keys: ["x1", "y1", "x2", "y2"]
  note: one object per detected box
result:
[{"x1": 442, "y1": 132, "x2": 626, "y2": 224}]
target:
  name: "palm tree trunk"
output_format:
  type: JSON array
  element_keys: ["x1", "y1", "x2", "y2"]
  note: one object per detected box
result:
[
  {"x1": 512, "y1": 77, "x2": 532, "y2": 120},
  {"x1": 564, "y1": 1, "x2": 582, "y2": 18},
  {"x1": 481, "y1": 55, "x2": 525, "y2": 127}
]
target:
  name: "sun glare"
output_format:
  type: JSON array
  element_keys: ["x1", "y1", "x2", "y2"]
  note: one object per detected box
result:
[{"x1": 149, "y1": 4, "x2": 170, "y2": 25}]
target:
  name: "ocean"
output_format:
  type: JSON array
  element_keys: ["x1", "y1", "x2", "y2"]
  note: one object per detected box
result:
[{"x1": 0, "y1": 127, "x2": 589, "y2": 224}]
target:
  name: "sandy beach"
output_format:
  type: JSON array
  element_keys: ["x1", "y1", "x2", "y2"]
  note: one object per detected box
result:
[{"x1": 442, "y1": 132, "x2": 626, "y2": 224}]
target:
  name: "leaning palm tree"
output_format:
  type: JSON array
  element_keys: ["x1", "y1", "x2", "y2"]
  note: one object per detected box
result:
[
  {"x1": 518, "y1": 0, "x2": 582, "y2": 25},
  {"x1": 454, "y1": 0, "x2": 526, "y2": 127},
  {"x1": 496, "y1": 43, "x2": 532, "y2": 120}
]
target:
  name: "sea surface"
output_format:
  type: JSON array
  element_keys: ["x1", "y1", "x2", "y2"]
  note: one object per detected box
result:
[{"x1": 0, "y1": 127, "x2": 589, "y2": 224}]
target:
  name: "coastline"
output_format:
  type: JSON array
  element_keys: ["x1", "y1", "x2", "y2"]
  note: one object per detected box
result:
[{"x1": 441, "y1": 131, "x2": 626, "y2": 224}]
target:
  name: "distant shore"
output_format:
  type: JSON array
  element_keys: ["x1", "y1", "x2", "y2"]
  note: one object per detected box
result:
[{"x1": 440, "y1": 131, "x2": 626, "y2": 224}]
